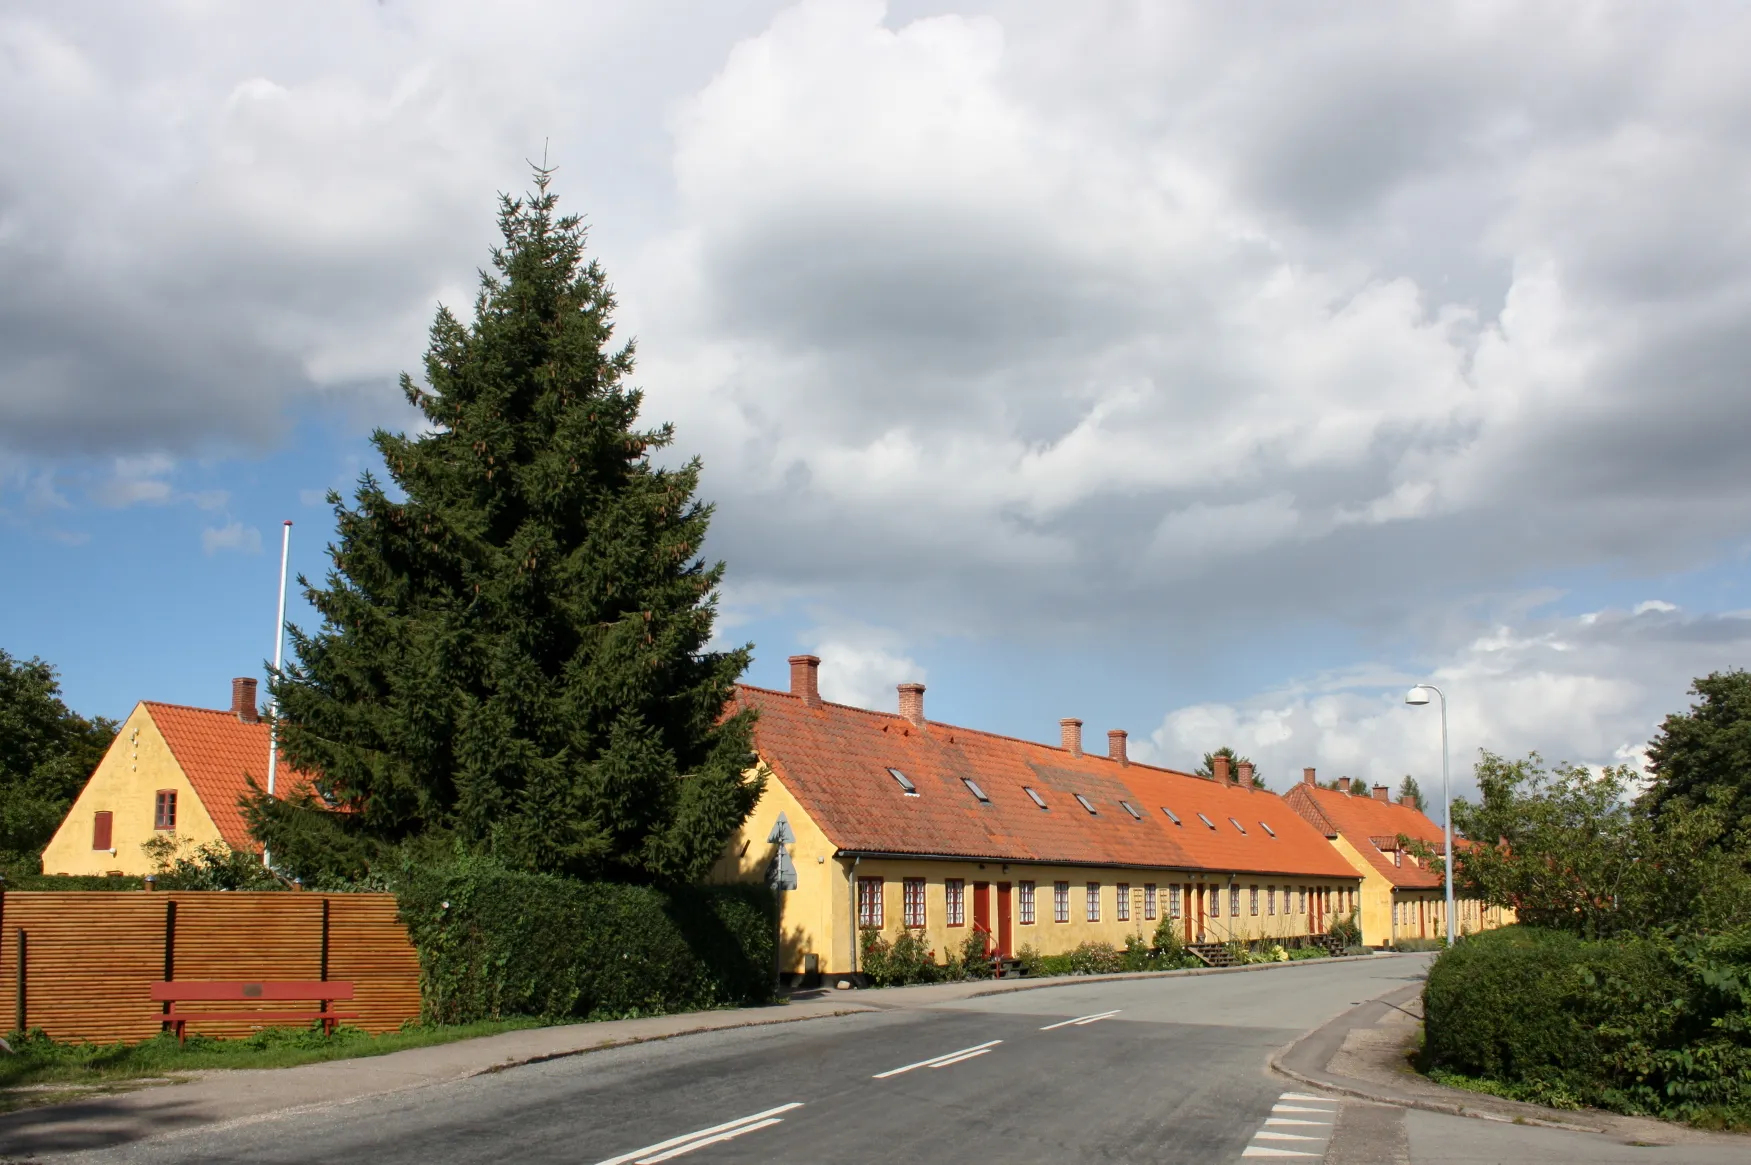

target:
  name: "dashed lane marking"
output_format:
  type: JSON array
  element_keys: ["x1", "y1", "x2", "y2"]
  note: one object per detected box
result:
[
  {"x1": 591, "y1": 1103, "x2": 802, "y2": 1165},
  {"x1": 871, "y1": 1040, "x2": 1004, "y2": 1079},
  {"x1": 1039, "y1": 1009, "x2": 1122, "y2": 1030},
  {"x1": 1240, "y1": 1091, "x2": 1337, "y2": 1159}
]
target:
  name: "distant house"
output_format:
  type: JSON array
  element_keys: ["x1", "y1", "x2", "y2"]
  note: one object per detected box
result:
[
  {"x1": 1281, "y1": 773, "x2": 1513, "y2": 945},
  {"x1": 41, "y1": 678, "x2": 304, "y2": 876},
  {"x1": 715, "y1": 656, "x2": 1363, "y2": 982}
]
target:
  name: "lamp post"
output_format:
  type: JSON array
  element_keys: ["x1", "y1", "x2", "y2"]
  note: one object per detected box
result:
[
  {"x1": 264, "y1": 520, "x2": 292, "y2": 869},
  {"x1": 1405, "y1": 683, "x2": 1455, "y2": 946}
]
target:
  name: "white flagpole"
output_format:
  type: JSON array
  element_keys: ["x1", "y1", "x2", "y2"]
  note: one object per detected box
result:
[{"x1": 263, "y1": 520, "x2": 292, "y2": 868}]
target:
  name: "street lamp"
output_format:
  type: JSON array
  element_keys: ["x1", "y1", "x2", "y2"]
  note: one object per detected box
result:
[{"x1": 1405, "y1": 684, "x2": 1456, "y2": 947}]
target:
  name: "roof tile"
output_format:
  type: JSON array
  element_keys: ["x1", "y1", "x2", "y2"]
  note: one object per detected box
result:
[{"x1": 145, "y1": 703, "x2": 315, "y2": 852}]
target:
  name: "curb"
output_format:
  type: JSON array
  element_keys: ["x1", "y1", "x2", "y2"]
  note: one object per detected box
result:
[
  {"x1": 964, "y1": 949, "x2": 1430, "y2": 1000},
  {"x1": 1267, "y1": 995, "x2": 1606, "y2": 1135}
]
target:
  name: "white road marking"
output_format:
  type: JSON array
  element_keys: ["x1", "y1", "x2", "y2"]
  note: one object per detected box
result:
[
  {"x1": 1239, "y1": 1092, "x2": 1338, "y2": 1162},
  {"x1": 1253, "y1": 1132, "x2": 1322, "y2": 1142},
  {"x1": 590, "y1": 1103, "x2": 801, "y2": 1165},
  {"x1": 1241, "y1": 1147, "x2": 1319, "y2": 1158},
  {"x1": 929, "y1": 1047, "x2": 994, "y2": 1068},
  {"x1": 636, "y1": 1119, "x2": 784, "y2": 1163},
  {"x1": 872, "y1": 1040, "x2": 1003, "y2": 1079},
  {"x1": 1272, "y1": 1104, "x2": 1336, "y2": 1114},
  {"x1": 1265, "y1": 1117, "x2": 1333, "y2": 1126},
  {"x1": 1279, "y1": 1093, "x2": 1330, "y2": 1102},
  {"x1": 1039, "y1": 1009, "x2": 1122, "y2": 1030}
]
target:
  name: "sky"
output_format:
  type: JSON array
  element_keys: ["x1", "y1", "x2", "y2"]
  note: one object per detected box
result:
[{"x1": 4, "y1": 0, "x2": 1750, "y2": 803}]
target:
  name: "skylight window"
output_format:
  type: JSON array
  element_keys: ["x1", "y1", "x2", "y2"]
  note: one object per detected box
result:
[
  {"x1": 1259, "y1": 821, "x2": 1277, "y2": 837},
  {"x1": 887, "y1": 767, "x2": 918, "y2": 795},
  {"x1": 962, "y1": 778, "x2": 990, "y2": 803},
  {"x1": 1196, "y1": 812, "x2": 1216, "y2": 829},
  {"x1": 1229, "y1": 817, "x2": 1247, "y2": 834},
  {"x1": 1074, "y1": 793, "x2": 1098, "y2": 815},
  {"x1": 1023, "y1": 786, "x2": 1048, "y2": 809},
  {"x1": 1161, "y1": 807, "x2": 1182, "y2": 825},
  {"x1": 1119, "y1": 800, "x2": 1142, "y2": 820}
]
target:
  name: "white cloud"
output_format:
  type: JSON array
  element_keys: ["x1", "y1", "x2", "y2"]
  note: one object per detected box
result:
[
  {"x1": 201, "y1": 521, "x2": 262, "y2": 556},
  {"x1": 806, "y1": 623, "x2": 924, "y2": 711}
]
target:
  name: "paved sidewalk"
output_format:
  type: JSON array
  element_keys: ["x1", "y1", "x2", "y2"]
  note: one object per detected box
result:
[
  {"x1": 0, "y1": 951, "x2": 1414, "y2": 1158},
  {"x1": 1272, "y1": 980, "x2": 1751, "y2": 1151}
]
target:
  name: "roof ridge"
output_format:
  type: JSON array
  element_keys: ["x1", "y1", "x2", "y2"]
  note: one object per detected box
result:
[
  {"x1": 143, "y1": 700, "x2": 249, "y2": 719},
  {"x1": 735, "y1": 682, "x2": 1206, "y2": 780}
]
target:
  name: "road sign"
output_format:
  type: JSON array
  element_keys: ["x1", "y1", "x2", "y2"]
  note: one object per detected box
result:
[
  {"x1": 767, "y1": 848, "x2": 798, "y2": 892},
  {"x1": 767, "y1": 812, "x2": 796, "y2": 846}
]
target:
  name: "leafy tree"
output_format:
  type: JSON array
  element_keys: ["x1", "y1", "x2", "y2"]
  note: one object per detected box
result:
[
  {"x1": 1642, "y1": 669, "x2": 1751, "y2": 839},
  {"x1": 1197, "y1": 746, "x2": 1265, "y2": 788},
  {"x1": 248, "y1": 171, "x2": 759, "y2": 886},
  {"x1": 0, "y1": 650, "x2": 116, "y2": 862},
  {"x1": 1441, "y1": 751, "x2": 1750, "y2": 939},
  {"x1": 1397, "y1": 775, "x2": 1427, "y2": 813}
]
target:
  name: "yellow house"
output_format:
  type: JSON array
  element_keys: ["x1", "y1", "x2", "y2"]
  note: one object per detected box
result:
[
  {"x1": 42, "y1": 678, "x2": 299, "y2": 876},
  {"x1": 1281, "y1": 772, "x2": 1514, "y2": 946},
  {"x1": 714, "y1": 657, "x2": 1363, "y2": 982}
]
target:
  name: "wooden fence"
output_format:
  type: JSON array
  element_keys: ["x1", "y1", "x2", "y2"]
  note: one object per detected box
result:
[{"x1": 0, "y1": 891, "x2": 422, "y2": 1044}]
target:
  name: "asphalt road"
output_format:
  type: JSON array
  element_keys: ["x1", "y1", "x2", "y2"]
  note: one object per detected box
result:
[{"x1": 64, "y1": 957, "x2": 1432, "y2": 1165}]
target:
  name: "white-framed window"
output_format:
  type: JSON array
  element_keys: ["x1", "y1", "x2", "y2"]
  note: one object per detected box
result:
[
  {"x1": 1086, "y1": 882, "x2": 1101, "y2": 922},
  {"x1": 857, "y1": 877, "x2": 883, "y2": 928},
  {"x1": 1299, "y1": 888, "x2": 1307, "y2": 915},
  {"x1": 1168, "y1": 885, "x2": 1181, "y2": 919},
  {"x1": 1144, "y1": 884, "x2": 1157, "y2": 920},
  {"x1": 1266, "y1": 886, "x2": 1276, "y2": 916},
  {"x1": 1116, "y1": 883, "x2": 1130, "y2": 922},
  {"x1": 1230, "y1": 886, "x2": 1241, "y2": 917},
  {"x1": 1210, "y1": 887, "x2": 1221, "y2": 918},
  {"x1": 903, "y1": 878, "x2": 926, "y2": 928},
  {"x1": 1054, "y1": 881, "x2": 1070, "y2": 923},
  {"x1": 1023, "y1": 786, "x2": 1048, "y2": 809},
  {"x1": 1249, "y1": 886, "x2": 1260, "y2": 916},
  {"x1": 1019, "y1": 881, "x2": 1036, "y2": 925},
  {"x1": 946, "y1": 878, "x2": 965, "y2": 927},
  {"x1": 1074, "y1": 793, "x2": 1098, "y2": 815}
]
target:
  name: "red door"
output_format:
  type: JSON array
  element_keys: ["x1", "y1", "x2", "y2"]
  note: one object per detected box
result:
[
  {"x1": 1418, "y1": 898, "x2": 1427, "y2": 939},
  {"x1": 996, "y1": 883, "x2": 1013, "y2": 956},
  {"x1": 972, "y1": 881, "x2": 991, "y2": 955},
  {"x1": 1195, "y1": 885, "x2": 1206, "y2": 942}
]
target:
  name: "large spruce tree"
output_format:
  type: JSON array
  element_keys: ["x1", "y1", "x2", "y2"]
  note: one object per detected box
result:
[{"x1": 249, "y1": 172, "x2": 758, "y2": 885}]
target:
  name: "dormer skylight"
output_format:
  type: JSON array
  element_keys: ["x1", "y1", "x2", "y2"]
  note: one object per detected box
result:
[
  {"x1": 1196, "y1": 812, "x2": 1216, "y2": 829},
  {"x1": 887, "y1": 767, "x2": 918, "y2": 795},
  {"x1": 1259, "y1": 821, "x2": 1276, "y2": 837},
  {"x1": 1161, "y1": 806, "x2": 1182, "y2": 825},
  {"x1": 1228, "y1": 817, "x2": 1247, "y2": 834},
  {"x1": 962, "y1": 777, "x2": 990, "y2": 803},
  {"x1": 1023, "y1": 786, "x2": 1048, "y2": 809},
  {"x1": 1074, "y1": 793, "x2": 1098, "y2": 815},
  {"x1": 1119, "y1": 800, "x2": 1142, "y2": 820}
]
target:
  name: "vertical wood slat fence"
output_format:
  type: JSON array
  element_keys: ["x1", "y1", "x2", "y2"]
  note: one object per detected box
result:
[{"x1": 0, "y1": 892, "x2": 421, "y2": 1044}]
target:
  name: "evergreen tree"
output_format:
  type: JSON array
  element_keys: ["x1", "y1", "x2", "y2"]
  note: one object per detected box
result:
[
  {"x1": 247, "y1": 172, "x2": 759, "y2": 885},
  {"x1": 1196, "y1": 746, "x2": 1265, "y2": 788},
  {"x1": 1396, "y1": 775, "x2": 1427, "y2": 813},
  {"x1": 1642, "y1": 670, "x2": 1751, "y2": 839},
  {"x1": 0, "y1": 650, "x2": 116, "y2": 863}
]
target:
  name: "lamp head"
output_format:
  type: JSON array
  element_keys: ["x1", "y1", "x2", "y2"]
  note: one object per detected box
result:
[{"x1": 1405, "y1": 686, "x2": 1432, "y2": 706}]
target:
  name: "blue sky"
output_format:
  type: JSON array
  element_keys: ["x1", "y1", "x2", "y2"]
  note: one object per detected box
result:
[{"x1": 5, "y1": 1, "x2": 1751, "y2": 801}]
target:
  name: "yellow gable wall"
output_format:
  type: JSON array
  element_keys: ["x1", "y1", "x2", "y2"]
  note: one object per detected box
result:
[
  {"x1": 1326, "y1": 833, "x2": 1514, "y2": 946},
  {"x1": 715, "y1": 767, "x2": 1363, "y2": 977},
  {"x1": 41, "y1": 705, "x2": 227, "y2": 876}
]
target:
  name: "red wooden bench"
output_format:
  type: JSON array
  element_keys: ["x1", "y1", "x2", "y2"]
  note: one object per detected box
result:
[{"x1": 151, "y1": 981, "x2": 358, "y2": 1042}]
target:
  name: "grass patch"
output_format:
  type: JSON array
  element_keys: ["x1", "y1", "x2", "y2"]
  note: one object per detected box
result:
[
  {"x1": 0, "y1": 1019, "x2": 546, "y2": 1107},
  {"x1": 1425, "y1": 1065, "x2": 1584, "y2": 1110}
]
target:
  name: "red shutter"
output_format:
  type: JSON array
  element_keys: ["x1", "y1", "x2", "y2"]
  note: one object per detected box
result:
[{"x1": 92, "y1": 811, "x2": 113, "y2": 851}]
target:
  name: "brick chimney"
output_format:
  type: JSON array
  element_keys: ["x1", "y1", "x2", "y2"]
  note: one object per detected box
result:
[
  {"x1": 898, "y1": 682, "x2": 926, "y2": 727},
  {"x1": 1372, "y1": 783, "x2": 1390, "y2": 802},
  {"x1": 231, "y1": 677, "x2": 259, "y2": 724},
  {"x1": 1061, "y1": 718, "x2": 1083, "y2": 757},
  {"x1": 1238, "y1": 761, "x2": 1255, "y2": 787},
  {"x1": 1303, "y1": 767, "x2": 1317, "y2": 786},
  {"x1": 1399, "y1": 793, "x2": 1416, "y2": 807},
  {"x1": 788, "y1": 655, "x2": 822, "y2": 708},
  {"x1": 1108, "y1": 729, "x2": 1128, "y2": 766},
  {"x1": 1337, "y1": 776, "x2": 1351, "y2": 794},
  {"x1": 1213, "y1": 755, "x2": 1231, "y2": 785}
]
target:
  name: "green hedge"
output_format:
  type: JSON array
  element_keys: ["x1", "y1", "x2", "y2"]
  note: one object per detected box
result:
[
  {"x1": 5, "y1": 873, "x2": 145, "y2": 891},
  {"x1": 1422, "y1": 925, "x2": 1751, "y2": 1126},
  {"x1": 396, "y1": 858, "x2": 776, "y2": 1024}
]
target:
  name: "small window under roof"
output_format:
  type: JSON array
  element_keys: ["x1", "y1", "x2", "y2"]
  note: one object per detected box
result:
[
  {"x1": 887, "y1": 767, "x2": 918, "y2": 795},
  {"x1": 1229, "y1": 817, "x2": 1247, "y2": 834},
  {"x1": 1119, "y1": 800, "x2": 1142, "y2": 820},
  {"x1": 1259, "y1": 821, "x2": 1277, "y2": 837},
  {"x1": 962, "y1": 777, "x2": 990, "y2": 803},
  {"x1": 1161, "y1": 806, "x2": 1182, "y2": 825},
  {"x1": 1023, "y1": 786, "x2": 1048, "y2": 809},
  {"x1": 1074, "y1": 793, "x2": 1098, "y2": 815},
  {"x1": 1196, "y1": 812, "x2": 1216, "y2": 829}
]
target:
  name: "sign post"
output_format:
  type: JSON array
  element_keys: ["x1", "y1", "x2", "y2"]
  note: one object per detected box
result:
[{"x1": 766, "y1": 813, "x2": 798, "y2": 992}]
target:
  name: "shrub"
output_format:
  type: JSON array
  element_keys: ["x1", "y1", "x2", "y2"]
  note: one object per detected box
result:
[
  {"x1": 1327, "y1": 910, "x2": 1363, "y2": 949},
  {"x1": 396, "y1": 856, "x2": 776, "y2": 1024},
  {"x1": 3, "y1": 872, "x2": 144, "y2": 891},
  {"x1": 1422, "y1": 925, "x2": 1751, "y2": 1127},
  {"x1": 859, "y1": 927, "x2": 943, "y2": 987},
  {"x1": 1394, "y1": 937, "x2": 1446, "y2": 953},
  {"x1": 1287, "y1": 944, "x2": 1328, "y2": 960}
]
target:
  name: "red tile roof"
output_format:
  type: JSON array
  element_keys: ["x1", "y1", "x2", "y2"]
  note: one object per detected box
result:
[
  {"x1": 1280, "y1": 783, "x2": 1445, "y2": 889},
  {"x1": 737, "y1": 686, "x2": 1359, "y2": 880},
  {"x1": 145, "y1": 702, "x2": 314, "y2": 852}
]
